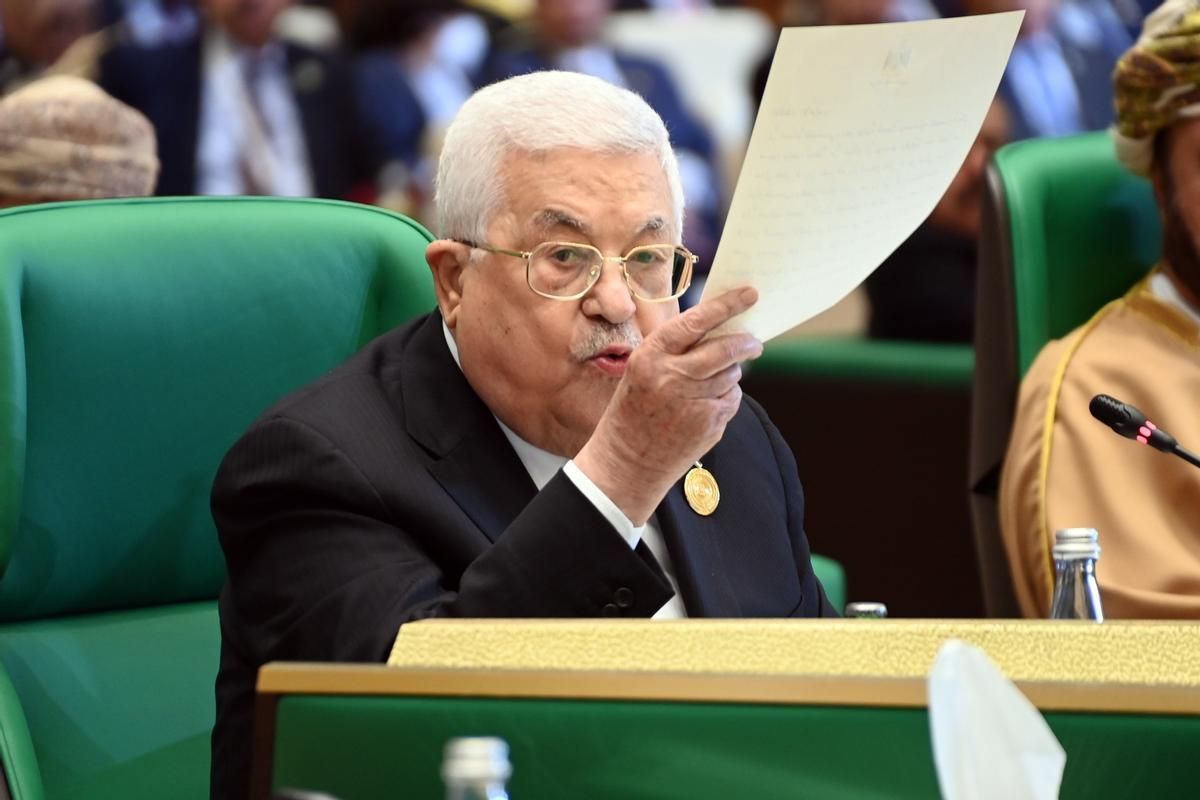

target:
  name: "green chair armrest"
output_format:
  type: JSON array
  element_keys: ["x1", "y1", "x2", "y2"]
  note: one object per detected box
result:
[
  {"x1": 811, "y1": 555, "x2": 845, "y2": 612},
  {"x1": 0, "y1": 665, "x2": 44, "y2": 800}
]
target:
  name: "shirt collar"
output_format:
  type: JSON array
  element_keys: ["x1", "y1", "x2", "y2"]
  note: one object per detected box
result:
[
  {"x1": 442, "y1": 320, "x2": 567, "y2": 490},
  {"x1": 208, "y1": 27, "x2": 286, "y2": 68}
]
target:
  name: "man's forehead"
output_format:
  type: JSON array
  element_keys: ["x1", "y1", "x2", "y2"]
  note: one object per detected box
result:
[{"x1": 529, "y1": 208, "x2": 668, "y2": 238}]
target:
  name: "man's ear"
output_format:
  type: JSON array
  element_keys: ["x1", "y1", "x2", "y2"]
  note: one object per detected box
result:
[{"x1": 426, "y1": 240, "x2": 472, "y2": 330}]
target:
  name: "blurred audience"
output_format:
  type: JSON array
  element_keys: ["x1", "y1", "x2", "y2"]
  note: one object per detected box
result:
[
  {"x1": 815, "y1": 0, "x2": 935, "y2": 24},
  {"x1": 964, "y1": 0, "x2": 1131, "y2": 139},
  {"x1": 482, "y1": 0, "x2": 724, "y2": 277},
  {"x1": 612, "y1": 0, "x2": 740, "y2": 10},
  {"x1": 0, "y1": 75, "x2": 158, "y2": 206},
  {"x1": 0, "y1": 0, "x2": 98, "y2": 93},
  {"x1": 350, "y1": 0, "x2": 489, "y2": 216},
  {"x1": 866, "y1": 99, "x2": 1010, "y2": 342},
  {"x1": 98, "y1": 0, "x2": 199, "y2": 46},
  {"x1": 752, "y1": 0, "x2": 936, "y2": 109},
  {"x1": 97, "y1": 0, "x2": 378, "y2": 197}
]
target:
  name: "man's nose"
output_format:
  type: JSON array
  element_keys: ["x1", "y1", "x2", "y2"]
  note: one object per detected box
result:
[{"x1": 581, "y1": 260, "x2": 637, "y2": 323}]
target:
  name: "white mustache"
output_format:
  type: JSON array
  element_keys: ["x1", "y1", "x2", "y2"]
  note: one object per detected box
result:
[{"x1": 572, "y1": 322, "x2": 643, "y2": 361}]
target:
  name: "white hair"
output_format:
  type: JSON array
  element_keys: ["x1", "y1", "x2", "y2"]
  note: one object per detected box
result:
[{"x1": 434, "y1": 71, "x2": 685, "y2": 244}]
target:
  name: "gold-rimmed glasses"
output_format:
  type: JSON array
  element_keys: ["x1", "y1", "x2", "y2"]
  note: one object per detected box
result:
[{"x1": 467, "y1": 240, "x2": 697, "y2": 302}]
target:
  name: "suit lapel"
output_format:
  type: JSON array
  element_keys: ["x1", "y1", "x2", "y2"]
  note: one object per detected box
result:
[
  {"x1": 656, "y1": 455, "x2": 740, "y2": 618},
  {"x1": 396, "y1": 314, "x2": 744, "y2": 610},
  {"x1": 399, "y1": 315, "x2": 537, "y2": 543},
  {"x1": 427, "y1": 419, "x2": 538, "y2": 544}
]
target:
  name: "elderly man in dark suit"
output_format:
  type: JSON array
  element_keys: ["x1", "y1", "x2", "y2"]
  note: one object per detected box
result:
[
  {"x1": 97, "y1": 0, "x2": 377, "y2": 198},
  {"x1": 210, "y1": 70, "x2": 835, "y2": 800}
]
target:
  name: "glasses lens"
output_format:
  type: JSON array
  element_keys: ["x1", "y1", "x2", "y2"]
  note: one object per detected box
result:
[
  {"x1": 528, "y1": 242, "x2": 600, "y2": 297},
  {"x1": 626, "y1": 245, "x2": 691, "y2": 300}
]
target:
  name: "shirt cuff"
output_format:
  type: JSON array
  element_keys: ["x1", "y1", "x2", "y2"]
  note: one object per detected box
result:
[{"x1": 562, "y1": 460, "x2": 645, "y2": 550}]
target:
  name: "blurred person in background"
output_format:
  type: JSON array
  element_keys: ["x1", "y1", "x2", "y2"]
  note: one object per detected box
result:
[
  {"x1": 963, "y1": 0, "x2": 1130, "y2": 139},
  {"x1": 0, "y1": 0, "x2": 98, "y2": 93},
  {"x1": 98, "y1": 0, "x2": 379, "y2": 197},
  {"x1": 0, "y1": 75, "x2": 158, "y2": 206},
  {"x1": 751, "y1": 0, "x2": 937, "y2": 117},
  {"x1": 482, "y1": 0, "x2": 724, "y2": 289},
  {"x1": 350, "y1": 0, "x2": 489, "y2": 217},
  {"x1": 814, "y1": 0, "x2": 936, "y2": 24},
  {"x1": 98, "y1": 0, "x2": 200, "y2": 46},
  {"x1": 865, "y1": 99, "x2": 1010, "y2": 342}
]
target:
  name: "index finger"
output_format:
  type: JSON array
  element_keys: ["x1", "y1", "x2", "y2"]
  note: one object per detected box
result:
[{"x1": 653, "y1": 286, "x2": 759, "y2": 355}]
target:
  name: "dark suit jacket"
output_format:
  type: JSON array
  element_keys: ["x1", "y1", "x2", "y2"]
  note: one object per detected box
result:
[
  {"x1": 209, "y1": 311, "x2": 834, "y2": 799},
  {"x1": 98, "y1": 32, "x2": 378, "y2": 198}
]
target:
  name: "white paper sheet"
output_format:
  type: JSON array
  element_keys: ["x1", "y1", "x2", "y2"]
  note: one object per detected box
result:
[{"x1": 701, "y1": 12, "x2": 1023, "y2": 341}]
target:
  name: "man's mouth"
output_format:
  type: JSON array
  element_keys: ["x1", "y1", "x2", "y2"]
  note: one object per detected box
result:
[{"x1": 588, "y1": 345, "x2": 632, "y2": 376}]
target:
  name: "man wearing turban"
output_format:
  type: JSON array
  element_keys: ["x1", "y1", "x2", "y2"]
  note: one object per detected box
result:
[
  {"x1": 0, "y1": 74, "x2": 158, "y2": 206},
  {"x1": 1000, "y1": 0, "x2": 1200, "y2": 619}
]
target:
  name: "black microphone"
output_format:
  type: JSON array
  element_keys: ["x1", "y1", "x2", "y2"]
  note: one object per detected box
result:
[{"x1": 1089, "y1": 394, "x2": 1200, "y2": 469}]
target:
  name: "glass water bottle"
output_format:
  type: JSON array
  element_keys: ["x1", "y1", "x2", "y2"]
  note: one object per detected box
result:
[{"x1": 1049, "y1": 527, "x2": 1104, "y2": 622}]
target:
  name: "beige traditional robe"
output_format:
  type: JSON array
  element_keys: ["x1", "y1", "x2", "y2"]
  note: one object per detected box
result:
[{"x1": 1000, "y1": 272, "x2": 1200, "y2": 619}]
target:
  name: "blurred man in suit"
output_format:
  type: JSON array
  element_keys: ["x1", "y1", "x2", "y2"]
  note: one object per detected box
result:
[
  {"x1": 210, "y1": 70, "x2": 835, "y2": 800},
  {"x1": 1001, "y1": 0, "x2": 1200, "y2": 618},
  {"x1": 0, "y1": 75, "x2": 157, "y2": 205},
  {"x1": 964, "y1": 0, "x2": 1131, "y2": 140},
  {"x1": 98, "y1": 0, "x2": 377, "y2": 197}
]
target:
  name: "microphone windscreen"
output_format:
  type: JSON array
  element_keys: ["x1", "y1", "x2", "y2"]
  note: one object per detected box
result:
[{"x1": 1088, "y1": 394, "x2": 1128, "y2": 428}]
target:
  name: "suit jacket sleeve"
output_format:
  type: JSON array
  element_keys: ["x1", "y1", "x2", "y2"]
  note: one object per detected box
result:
[{"x1": 212, "y1": 415, "x2": 675, "y2": 665}]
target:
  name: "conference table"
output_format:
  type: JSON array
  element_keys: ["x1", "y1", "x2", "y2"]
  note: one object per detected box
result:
[{"x1": 253, "y1": 620, "x2": 1200, "y2": 799}]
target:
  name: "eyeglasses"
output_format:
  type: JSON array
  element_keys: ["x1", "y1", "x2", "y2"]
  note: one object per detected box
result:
[{"x1": 466, "y1": 240, "x2": 697, "y2": 302}]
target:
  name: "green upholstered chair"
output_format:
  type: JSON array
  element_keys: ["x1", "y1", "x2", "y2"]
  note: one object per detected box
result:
[
  {"x1": 742, "y1": 337, "x2": 980, "y2": 617},
  {"x1": 0, "y1": 197, "x2": 438, "y2": 800},
  {"x1": 968, "y1": 132, "x2": 1161, "y2": 616}
]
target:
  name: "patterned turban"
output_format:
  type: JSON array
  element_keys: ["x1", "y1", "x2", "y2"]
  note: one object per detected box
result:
[{"x1": 0, "y1": 76, "x2": 159, "y2": 201}]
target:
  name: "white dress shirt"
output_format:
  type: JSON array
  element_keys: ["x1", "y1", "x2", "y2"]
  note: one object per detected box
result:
[
  {"x1": 442, "y1": 321, "x2": 687, "y2": 618},
  {"x1": 196, "y1": 31, "x2": 313, "y2": 197}
]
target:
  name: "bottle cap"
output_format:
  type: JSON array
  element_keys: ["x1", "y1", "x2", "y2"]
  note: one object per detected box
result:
[
  {"x1": 844, "y1": 601, "x2": 888, "y2": 618},
  {"x1": 442, "y1": 737, "x2": 512, "y2": 784},
  {"x1": 1053, "y1": 527, "x2": 1101, "y2": 561}
]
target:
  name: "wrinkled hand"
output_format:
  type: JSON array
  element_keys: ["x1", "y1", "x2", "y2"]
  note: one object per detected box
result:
[{"x1": 574, "y1": 287, "x2": 762, "y2": 525}]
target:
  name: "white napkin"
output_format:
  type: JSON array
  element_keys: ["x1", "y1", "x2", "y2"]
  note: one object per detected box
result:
[{"x1": 928, "y1": 639, "x2": 1066, "y2": 800}]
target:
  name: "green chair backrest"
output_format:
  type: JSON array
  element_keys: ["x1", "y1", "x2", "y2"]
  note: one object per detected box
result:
[
  {"x1": 999, "y1": 132, "x2": 1160, "y2": 376},
  {"x1": 0, "y1": 197, "x2": 436, "y2": 799},
  {"x1": 0, "y1": 196, "x2": 436, "y2": 620},
  {"x1": 969, "y1": 132, "x2": 1160, "y2": 616}
]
